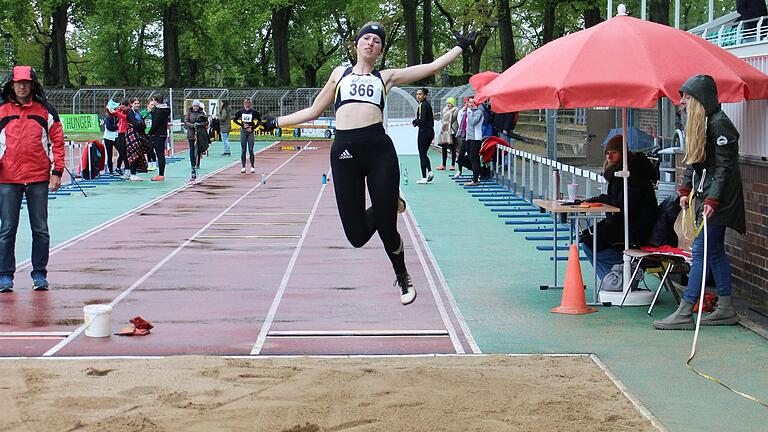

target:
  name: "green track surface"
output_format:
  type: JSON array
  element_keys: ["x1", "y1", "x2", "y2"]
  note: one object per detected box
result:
[{"x1": 12, "y1": 144, "x2": 768, "y2": 432}]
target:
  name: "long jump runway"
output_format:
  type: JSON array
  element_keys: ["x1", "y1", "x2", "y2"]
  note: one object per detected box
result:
[{"x1": 0, "y1": 141, "x2": 478, "y2": 357}]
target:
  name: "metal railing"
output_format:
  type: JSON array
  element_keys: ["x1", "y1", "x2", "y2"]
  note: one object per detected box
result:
[
  {"x1": 494, "y1": 143, "x2": 606, "y2": 202},
  {"x1": 691, "y1": 15, "x2": 768, "y2": 48}
]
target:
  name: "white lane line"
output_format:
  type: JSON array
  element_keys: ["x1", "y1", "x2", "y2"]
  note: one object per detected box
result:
[
  {"x1": 0, "y1": 332, "x2": 71, "y2": 337},
  {"x1": 250, "y1": 167, "x2": 329, "y2": 355},
  {"x1": 590, "y1": 354, "x2": 669, "y2": 432},
  {"x1": 401, "y1": 209, "x2": 464, "y2": 354},
  {"x1": 16, "y1": 143, "x2": 279, "y2": 272},
  {"x1": 403, "y1": 204, "x2": 481, "y2": 354},
  {"x1": 42, "y1": 144, "x2": 304, "y2": 357},
  {"x1": 268, "y1": 330, "x2": 450, "y2": 337}
]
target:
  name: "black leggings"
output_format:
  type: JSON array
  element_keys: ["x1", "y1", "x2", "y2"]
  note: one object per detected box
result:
[
  {"x1": 417, "y1": 129, "x2": 434, "y2": 178},
  {"x1": 240, "y1": 130, "x2": 255, "y2": 167},
  {"x1": 150, "y1": 136, "x2": 166, "y2": 176},
  {"x1": 440, "y1": 139, "x2": 456, "y2": 167},
  {"x1": 103, "y1": 138, "x2": 115, "y2": 173},
  {"x1": 467, "y1": 139, "x2": 482, "y2": 182},
  {"x1": 115, "y1": 133, "x2": 127, "y2": 170},
  {"x1": 330, "y1": 123, "x2": 406, "y2": 276}
]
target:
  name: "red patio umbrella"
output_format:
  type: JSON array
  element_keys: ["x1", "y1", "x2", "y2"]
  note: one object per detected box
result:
[
  {"x1": 476, "y1": 9, "x2": 768, "y2": 302},
  {"x1": 476, "y1": 13, "x2": 768, "y2": 111},
  {"x1": 469, "y1": 71, "x2": 500, "y2": 92}
]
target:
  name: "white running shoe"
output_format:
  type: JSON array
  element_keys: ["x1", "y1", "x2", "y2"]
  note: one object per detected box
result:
[
  {"x1": 240, "y1": 167, "x2": 246, "y2": 173},
  {"x1": 395, "y1": 273, "x2": 416, "y2": 305},
  {"x1": 427, "y1": 171, "x2": 434, "y2": 182},
  {"x1": 129, "y1": 175, "x2": 143, "y2": 181},
  {"x1": 250, "y1": 167, "x2": 256, "y2": 174},
  {"x1": 453, "y1": 171, "x2": 462, "y2": 179},
  {"x1": 416, "y1": 178, "x2": 428, "y2": 184}
]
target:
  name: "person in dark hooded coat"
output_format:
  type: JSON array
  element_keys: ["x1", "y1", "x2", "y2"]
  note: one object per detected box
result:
[
  {"x1": 580, "y1": 134, "x2": 658, "y2": 280},
  {"x1": 653, "y1": 74, "x2": 746, "y2": 330}
]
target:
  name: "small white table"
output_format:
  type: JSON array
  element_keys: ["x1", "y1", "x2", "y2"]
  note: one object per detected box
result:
[{"x1": 533, "y1": 199, "x2": 620, "y2": 304}]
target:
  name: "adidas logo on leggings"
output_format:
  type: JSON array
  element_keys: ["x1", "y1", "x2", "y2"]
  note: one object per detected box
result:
[{"x1": 338, "y1": 149, "x2": 353, "y2": 160}]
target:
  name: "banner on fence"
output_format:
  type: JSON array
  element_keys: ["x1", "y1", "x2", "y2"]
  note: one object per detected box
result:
[{"x1": 61, "y1": 114, "x2": 101, "y2": 133}]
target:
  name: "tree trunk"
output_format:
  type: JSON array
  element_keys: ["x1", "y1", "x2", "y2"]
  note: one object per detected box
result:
[
  {"x1": 51, "y1": 3, "x2": 70, "y2": 87},
  {"x1": 42, "y1": 43, "x2": 53, "y2": 86},
  {"x1": 584, "y1": 0, "x2": 603, "y2": 28},
  {"x1": 271, "y1": 5, "x2": 293, "y2": 86},
  {"x1": 135, "y1": 26, "x2": 146, "y2": 85},
  {"x1": 542, "y1": 0, "x2": 557, "y2": 45},
  {"x1": 496, "y1": 0, "x2": 516, "y2": 69},
  {"x1": 303, "y1": 68, "x2": 318, "y2": 87},
  {"x1": 162, "y1": 1, "x2": 182, "y2": 87},
  {"x1": 421, "y1": 0, "x2": 434, "y2": 64},
  {"x1": 401, "y1": 0, "x2": 420, "y2": 66},
  {"x1": 470, "y1": 35, "x2": 489, "y2": 73},
  {"x1": 648, "y1": 0, "x2": 670, "y2": 25}
]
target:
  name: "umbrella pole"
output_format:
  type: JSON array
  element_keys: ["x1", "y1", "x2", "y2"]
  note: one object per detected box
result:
[{"x1": 622, "y1": 108, "x2": 631, "y2": 293}]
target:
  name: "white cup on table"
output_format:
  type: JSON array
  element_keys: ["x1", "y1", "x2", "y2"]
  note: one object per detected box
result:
[{"x1": 567, "y1": 183, "x2": 578, "y2": 202}]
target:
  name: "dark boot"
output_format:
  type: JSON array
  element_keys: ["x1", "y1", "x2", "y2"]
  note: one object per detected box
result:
[
  {"x1": 653, "y1": 300, "x2": 695, "y2": 330},
  {"x1": 700, "y1": 295, "x2": 739, "y2": 326}
]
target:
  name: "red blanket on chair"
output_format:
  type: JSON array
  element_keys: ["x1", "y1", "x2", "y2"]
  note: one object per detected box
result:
[{"x1": 479, "y1": 136, "x2": 508, "y2": 164}]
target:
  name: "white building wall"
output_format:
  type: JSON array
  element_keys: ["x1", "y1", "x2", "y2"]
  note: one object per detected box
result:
[{"x1": 721, "y1": 55, "x2": 768, "y2": 157}]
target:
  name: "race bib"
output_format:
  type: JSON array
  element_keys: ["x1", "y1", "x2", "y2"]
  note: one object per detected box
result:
[
  {"x1": 242, "y1": 113, "x2": 253, "y2": 123},
  {"x1": 340, "y1": 74, "x2": 383, "y2": 105}
]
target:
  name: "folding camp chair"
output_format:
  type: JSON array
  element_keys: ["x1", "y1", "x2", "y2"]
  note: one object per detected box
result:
[{"x1": 621, "y1": 213, "x2": 693, "y2": 314}]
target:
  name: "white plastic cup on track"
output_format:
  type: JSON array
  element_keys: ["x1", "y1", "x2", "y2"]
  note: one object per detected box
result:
[
  {"x1": 83, "y1": 304, "x2": 112, "y2": 337},
  {"x1": 567, "y1": 183, "x2": 578, "y2": 202}
]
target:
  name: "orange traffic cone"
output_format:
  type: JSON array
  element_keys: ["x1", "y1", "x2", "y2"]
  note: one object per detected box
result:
[{"x1": 551, "y1": 244, "x2": 598, "y2": 315}]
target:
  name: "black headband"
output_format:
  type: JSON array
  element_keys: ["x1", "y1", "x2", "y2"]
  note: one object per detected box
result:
[{"x1": 356, "y1": 24, "x2": 386, "y2": 46}]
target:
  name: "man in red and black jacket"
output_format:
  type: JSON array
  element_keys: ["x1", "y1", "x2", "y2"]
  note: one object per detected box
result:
[{"x1": 0, "y1": 66, "x2": 65, "y2": 293}]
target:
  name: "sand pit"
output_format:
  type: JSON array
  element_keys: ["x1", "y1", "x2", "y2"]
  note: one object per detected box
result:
[{"x1": 0, "y1": 355, "x2": 657, "y2": 432}]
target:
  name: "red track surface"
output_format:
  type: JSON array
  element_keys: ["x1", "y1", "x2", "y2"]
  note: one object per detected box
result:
[{"x1": 0, "y1": 141, "x2": 475, "y2": 357}]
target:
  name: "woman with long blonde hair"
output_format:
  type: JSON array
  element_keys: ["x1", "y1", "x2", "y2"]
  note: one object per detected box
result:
[{"x1": 653, "y1": 74, "x2": 746, "y2": 330}]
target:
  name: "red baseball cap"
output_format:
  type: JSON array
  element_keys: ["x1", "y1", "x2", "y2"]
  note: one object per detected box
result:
[{"x1": 11, "y1": 66, "x2": 34, "y2": 82}]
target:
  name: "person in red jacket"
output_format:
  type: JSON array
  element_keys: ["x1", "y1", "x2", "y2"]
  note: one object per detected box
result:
[{"x1": 0, "y1": 66, "x2": 65, "y2": 292}]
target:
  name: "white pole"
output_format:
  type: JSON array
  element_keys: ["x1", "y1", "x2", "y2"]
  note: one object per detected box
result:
[
  {"x1": 621, "y1": 108, "x2": 631, "y2": 293},
  {"x1": 675, "y1": 0, "x2": 681, "y2": 28},
  {"x1": 708, "y1": 0, "x2": 714, "y2": 23},
  {"x1": 608, "y1": 0, "x2": 613, "y2": 20},
  {"x1": 641, "y1": 0, "x2": 646, "y2": 20}
]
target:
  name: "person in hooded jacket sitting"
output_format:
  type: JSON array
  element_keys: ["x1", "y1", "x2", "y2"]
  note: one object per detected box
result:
[{"x1": 580, "y1": 134, "x2": 659, "y2": 281}]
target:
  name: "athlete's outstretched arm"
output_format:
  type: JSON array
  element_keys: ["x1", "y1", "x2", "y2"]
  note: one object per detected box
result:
[
  {"x1": 274, "y1": 67, "x2": 343, "y2": 127},
  {"x1": 384, "y1": 32, "x2": 476, "y2": 88}
]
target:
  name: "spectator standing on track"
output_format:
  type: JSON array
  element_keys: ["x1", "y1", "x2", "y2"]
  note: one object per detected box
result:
[
  {"x1": 107, "y1": 99, "x2": 130, "y2": 177},
  {"x1": 233, "y1": 99, "x2": 260, "y2": 174},
  {"x1": 103, "y1": 100, "x2": 119, "y2": 176},
  {"x1": 412, "y1": 87, "x2": 435, "y2": 184},
  {"x1": 148, "y1": 95, "x2": 171, "y2": 181},
  {"x1": 184, "y1": 100, "x2": 208, "y2": 181},
  {"x1": 0, "y1": 66, "x2": 65, "y2": 292},
  {"x1": 453, "y1": 97, "x2": 470, "y2": 179},
  {"x1": 219, "y1": 100, "x2": 232, "y2": 156},
  {"x1": 653, "y1": 74, "x2": 746, "y2": 330},
  {"x1": 123, "y1": 98, "x2": 150, "y2": 181},
  {"x1": 463, "y1": 96, "x2": 485, "y2": 186},
  {"x1": 437, "y1": 96, "x2": 458, "y2": 171},
  {"x1": 259, "y1": 22, "x2": 476, "y2": 305},
  {"x1": 141, "y1": 99, "x2": 157, "y2": 172}
]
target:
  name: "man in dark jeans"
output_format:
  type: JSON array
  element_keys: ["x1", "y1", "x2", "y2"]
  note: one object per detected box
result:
[{"x1": 0, "y1": 66, "x2": 65, "y2": 292}]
